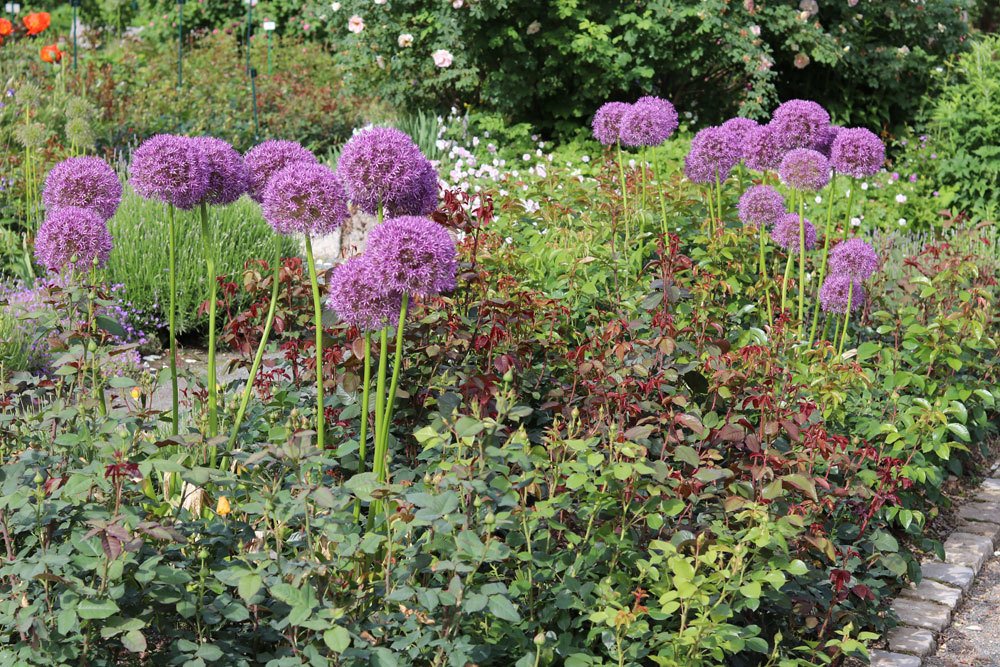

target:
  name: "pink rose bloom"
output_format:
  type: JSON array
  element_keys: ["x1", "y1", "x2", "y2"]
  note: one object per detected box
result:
[
  {"x1": 348, "y1": 15, "x2": 364, "y2": 33},
  {"x1": 432, "y1": 49, "x2": 454, "y2": 68}
]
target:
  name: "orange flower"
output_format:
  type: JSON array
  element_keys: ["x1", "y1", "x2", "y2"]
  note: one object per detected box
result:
[
  {"x1": 40, "y1": 43, "x2": 62, "y2": 64},
  {"x1": 0, "y1": 18, "x2": 13, "y2": 37},
  {"x1": 23, "y1": 12, "x2": 51, "y2": 36}
]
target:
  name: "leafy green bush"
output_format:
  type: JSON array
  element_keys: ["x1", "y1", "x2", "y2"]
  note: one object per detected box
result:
[{"x1": 0, "y1": 308, "x2": 29, "y2": 379}]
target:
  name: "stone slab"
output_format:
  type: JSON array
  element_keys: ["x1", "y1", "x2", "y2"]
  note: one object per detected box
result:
[
  {"x1": 922, "y1": 561, "x2": 975, "y2": 592},
  {"x1": 900, "y1": 578, "x2": 963, "y2": 608},
  {"x1": 886, "y1": 625, "x2": 937, "y2": 657},
  {"x1": 944, "y1": 532, "x2": 994, "y2": 573},
  {"x1": 870, "y1": 649, "x2": 922, "y2": 667},
  {"x1": 981, "y1": 478, "x2": 1000, "y2": 494},
  {"x1": 892, "y1": 596, "x2": 951, "y2": 632},
  {"x1": 956, "y1": 518, "x2": 1000, "y2": 546},
  {"x1": 956, "y1": 501, "x2": 1000, "y2": 525}
]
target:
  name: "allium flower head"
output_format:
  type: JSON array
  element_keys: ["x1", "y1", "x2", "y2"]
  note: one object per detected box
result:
[
  {"x1": 34, "y1": 206, "x2": 113, "y2": 272},
  {"x1": 738, "y1": 185, "x2": 786, "y2": 228},
  {"x1": 828, "y1": 238, "x2": 878, "y2": 280},
  {"x1": 43, "y1": 156, "x2": 122, "y2": 222},
  {"x1": 244, "y1": 140, "x2": 319, "y2": 203},
  {"x1": 326, "y1": 256, "x2": 402, "y2": 332},
  {"x1": 812, "y1": 125, "x2": 841, "y2": 158},
  {"x1": 619, "y1": 96, "x2": 679, "y2": 147},
  {"x1": 771, "y1": 213, "x2": 817, "y2": 253},
  {"x1": 193, "y1": 137, "x2": 249, "y2": 206},
  {"x1": 262, "y1": 162, "x2": 350, "y2": 236},
  {"x1": 338, "y1": 126, "x2": 438, "y2": 217},
  {"x1": 721, "y1": 117, "x2": 759, "y2": 156},
  {"x1": 365, "y1": 216, "x2": 457, "y2": 296},
  {"x1": 779, "y1": 148, "x2": 830, "y2": 191},
  {"x1": 684, "y1": 125, "x2": 741, "y2": 184},
  {"x1": 743, "y1": 123, "x2": 786, "y2": 172},
  {"x1": 820, "y1": 274, "x2": 866, "y2": 313},
  {"x1": 394, "y1": 159, "x2": 439, "y2": 217},
  {"x1": 129, "y1": 134, "x2": 209, "y2": 210},
  {"x1": 830, "y1": 128, "x2": 885, "y2": 178},
  {"x1": 592, "y1": 101, "x2": 631, "y2": 146},
  {"x1": 770, "y1": 99, "x2": 830, "y2": 149}
]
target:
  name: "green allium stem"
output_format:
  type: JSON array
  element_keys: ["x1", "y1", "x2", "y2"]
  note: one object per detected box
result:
[
  {"x1": 809, "y1": 173, "x2": 838, "y2": 347},
  {"x1": 199, "y1": 202, "x2": 219, "y2": 442},
  {"x1": 377, "y1": 293, "x2": 409, "y2": 463},
  {"x1": 759, "y1": 223, "x2": 773, "y2": 327},
  {"x1": 304, "y1": 235, "x2": 325, "y2": 450},
  {"x1": 842, "y1": 182, "x2": 858, "y2": 241},
  {"x1": 168, "y1": 205, "x2": 179, "y2": 435},
  {"x1": 780, "y1": 253, "x2": 793, "y2": 318},
  {"x1": 354, "y1": 332, "x2": 372, "y2": 521},
  {"x1": 616, "y1": 142, "x2": 628, "y2": 220},
  {"x1": 838, "y1": 281, "x2": 854, "y2": 357},
  {"x1": 797, "y1": 193, "x2": 806, "y2": 337}
]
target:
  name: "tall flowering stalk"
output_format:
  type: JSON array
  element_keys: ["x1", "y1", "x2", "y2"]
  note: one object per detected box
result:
[
  {"x1": 684, "y1": 125, "x2": 740, "y2": 237},
  {"x1": 619, "y1": 96, "x2": 678, "y2": 239},
  {"x1": 771, "y1": 213, "x2": 816, "y2": 317},
  {"x1": 592, "y1": 102, "x2": 631, "y2": 223},
  {"x1": 738, "y1": 185, "x2": 784, "y2": 326},
  {"x1": 821, "y1": 239, "x2": 878, "y2": 354}
]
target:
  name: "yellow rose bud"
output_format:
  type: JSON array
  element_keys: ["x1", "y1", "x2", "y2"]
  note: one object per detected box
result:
[
  {"x1": 216, "y1": 496, "x2": 231, "y2": 516},
  {"x1": 130, "y1": 387, "x2": 141, "y2": 400}
]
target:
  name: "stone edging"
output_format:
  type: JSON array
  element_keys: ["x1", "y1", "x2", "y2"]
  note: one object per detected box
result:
[{"x1": 871, "y1": 465, "x2": 1000, "y2": 667}]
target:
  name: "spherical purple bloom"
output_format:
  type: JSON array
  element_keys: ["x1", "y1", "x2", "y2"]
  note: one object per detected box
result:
[
  {"x1": 771, "y1": 213, "x2": 817, "y2": 253},
  {"x1": 592, "y1": 101, "x2": 631, "y2": 146},
  {"x1": 34, "y1": 206, "x2": 113, "y2": 272},
  {"x1": 338, "y1": 126, "x2": 437, "y2": 217},
  {"x1": 244, "y1": 139, "x2": 319, "y2": 203},
  {"x1": 129, "y1": 134, "x2": 209, "y2": 211},
  {"x1": 738, "y1": 185, "x2": 786, "y2": 228},
  {"x1": 779, "y1": 148, "x2": 831, "y2": 191},
  {"x1": 326, "y1": 256, "x2": 402, "y2": 332},
  {"x1": 193, "y1": 137, "x2": 249, "y2": 206},
  {"x1": 619, "y1": 96, "x2": 679, "y2": 148},
  {"x1": 743, "y1": 123, "x2": 787, "y2": 172},
  {"x1": 261, "y1": 162, "x2": 350, "y2": 236},
  {"x1": 390, "y1": 158, "x2": 439, "y2": 217},
  {"x1": 770, "y1": 99, "x2": 831, "y2": 149},
  {"x1": 721, "y1": 117, "x2": 759, "y2": 158},
  {"x1": 684, "y1": 125, "x2": 741, "y2": 184},
  {"x1": 830, "y1": 127, "x2": 885, "y2": 178},
  {"x1": 365, "y1": 216, "x2": 457, "y2": 296},
  {"x1": 812, "y1": 125, "x2": 841, "y2": 159},
  {"x1": 43, "y1": 156, "x2": 122, "y2": 222},
  {"x1": 819, "y1": 273, "x2": 866, "y2": 314},
  {"x1": 828, "y1": 238, "x2": 878, "y2": 280}
]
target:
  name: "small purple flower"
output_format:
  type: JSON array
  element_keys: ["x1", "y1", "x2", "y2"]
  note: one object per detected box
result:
[
  {"x1": 262, "y1": 162, "x2": 350, "y2": 236},
  {"x1": 193, "y1": 137, "x2": 250, "y2": 206},
  {"x1": 684, "y1": 125, "x2": 741, "y2": 184},
  {"x1": 812, "y1": 125, "x2": 841, "y2": 158},
  {"x1": 592, "y1": 101, "x2": 631, "y2": 146},
  {"x1": 244, "y1": 140, "x2": 319, "y2": 203},
  {"x1": 34, "y1": 206, "x2": 113, "y2": 272},
  {"x1": 619, "y1": 96, "x2": 679, "y2": 147},
  {"x1": 43, "y1": 156, "x2": 122, "y2": 222},
  {"x1": 771, "y1": 213, "x2": 817, "y2": 253},
  {"x1": 365, "y1": 216, "x2": 457, "y2": 296},
  {"x1": 721, "y1": 117, "x2": 759, "y2": 157},
  {"x1": 819, "y1": 274, "x2": 866, "y2": 313},
  {"x1": 738, "y1": 185, "x2": 786, "y2": 228},
  {"x1": 129, "y1": 134, "x2": 209, "y2": 211},
  {"x1": 338, "y1": 126, "x2": 438, "y2": 217},
  {"x1": 326, "y1": 256, "x2": 402, "y2": 332},
  {"x1": 779, "y1": 148, "x2": 831, "y2": 191},
  {"x1": 743, "y1": 123, "x2": 786, "y2": 172},
  {"x1": 770, "y1": 99, "x2": 830, "y2": 149},
  {"x1": 830, "y1": 127, "x2": 885, "y2": 178},
  {"x1": 828, "y1": 238, "x2": 878, "y2": 280}
]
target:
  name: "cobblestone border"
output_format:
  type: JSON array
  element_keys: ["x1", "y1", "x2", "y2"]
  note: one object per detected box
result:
[{"x1": 871, "y1": 464, "x2": 1000, "y2": 667}]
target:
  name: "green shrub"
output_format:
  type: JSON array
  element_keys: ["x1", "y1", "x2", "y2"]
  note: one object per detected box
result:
[
  {"x1": 105, "y1": 189, "x2": 298, "y2": 335},
  {"x1": 0, "y1": 308, "x2": 29, "y2": 380}
]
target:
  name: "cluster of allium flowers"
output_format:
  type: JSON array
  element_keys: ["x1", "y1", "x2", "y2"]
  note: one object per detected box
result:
[
  {"x1": 387, "y1": 158, "x2": 439, "y2": 217},
  {"x1": 365, "y1": 216, "x2": 457, "y2": 296},
  {"x1": 684, "y1": 125, "x2": 741, "y2": 184},
  {"x1": 812, "y1": 125, "x2": 841, "y2": 158},
  {"x1": 779, "y1": 148, "x2": 831, "y2": 191},
  {"x1": 830, "y1": 128, "x2": 885, "y2": 178},
  {"x1": 743, "y1": 123, "x2": 786, "y2": 172},
  {"x1": 338, "y1": 126, "x2": 439, "y2": 216},
  {"x1": 326, "y1": 256, "x2": 402, "y2": 332},
  {"x1": 771, "y1": 213, "x2": 817, "y2": 253},
  {"x1": 770, "y1": 99, "x2": 830, "y2": 149},
  {"x1": 34, "y1": 206, "x2": 113, "y2": 272},
  {"x1": 828, "y1": 238, "x2": 879, "y2": 279},
  {"x1": 591, "y1": 101, "x2": 631, "y2": 146},
  {"x1": 243, "y1": 139, "x2": 318, "y2": 203},
  {"x1": 820, "y1": 274, "x2": 866, "y2": 313},
  {"x1": 42, "y1": 156, "x2": 122, "y2": 221},
  {"x1": 129, "y1": 134, "x2": 208, "y2": 210},
  {"x1": 619, "y1": 96, "x2": 679, "y2": 147},
  {"x1": 721, "y1": 117, "x2": 759, "y2": 157},
  {"x1": 738, "y1": 185, "x2": 786, "y2": 228},
  {"x1": 193, "y1": 137, "x2": 249, "y2": 205},
  {"x1": 261, "y1": 162, "x2": 350, "y2": 236}
]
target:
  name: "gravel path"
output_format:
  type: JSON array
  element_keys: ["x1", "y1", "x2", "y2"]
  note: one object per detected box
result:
[{"x1": 924, "y1": 551, "x2": 1000, "y2": 667}]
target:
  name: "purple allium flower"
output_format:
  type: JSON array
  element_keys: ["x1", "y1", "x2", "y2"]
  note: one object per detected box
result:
[
  {"x1": 771, "y1": 213, "x2": 817, "y2": 253},
  {"x1": 129, "y1": 134, "x2": 209, "y2": 211},
  {"x1": 770, "y1": 99, "x2": 831, "y2": 149},
  {"x1": 721, "y1": 117, "x2": 759, "y2": 157},
  {"x1": 618, "y1": 96, "x2": 679, "y2": 147},
  {"x1": 830, "y1": 127, "x2": 885, "y2": 178},
  {"x1": 592, "y1": 101, "x2": 631, "y2": 146},
  {"x1": 684, "y1": 125, "x2": 741, "y2": 184},
  {"x1": 244, "y1": 139, "x2": 319, "y2": 203},
  {"x1": 326, "y1": 256, "x2": 402, "y2": 332},
  {"x1": 389, "y1": 158, "x2": 439, "y2": 217},
  {"x1": 365, "y1": 216, "x2": 457, "y2": 296},
  {"x1": 819, "y1": 273, "x2": 866, "y2": 313},
  {"x1": 43, "y1": 157, "x2": 122, "y2": 222},
  {"x1": 812, "y1": 125, "x2": 841, "y2": 158},
  {"x1": 779, "y1": 148, "x2": 831, "y2": 191},
  {"x1": 828, "y1": 238, "x2": 878, "y2": 280},
  {"x1": 261, "y1": 162, "x2": 350, "y2": 236},
  {"x1": 743, "y1": 123, "x2": 787, "y2": 172},
  {"x1": 34, "y1": 206, "x2": 113, "y2": 272},
  {"x1": 193, "y1": 137, "x2": 250, "y2": 206},
  {"x1": 338, "y1": 126, "x2": 437, "y2": 217},
  {"x1": 738, "y1": 185, "x2": 786, "y2": 228}
]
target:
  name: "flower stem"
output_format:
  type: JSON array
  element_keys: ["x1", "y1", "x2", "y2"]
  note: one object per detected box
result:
[
  {"x1": 616, "y1": 142, "x2": 628, "y2": 221},
  {"x1": 653, "y1": 148, "x2": 668, "y2": 237},
  {"x1": 797, "y1": 193, "x2": 806, "y2": 337},
  {"x1": 168, "y1": 205, "x2": 179, "y2": 435},
  {"x1": 715, "y1": 170, "x2": 723, "y2": 233},
  {"x1": 780, "y1": 253, "x2": 793, "y2": 317},
  {"x1": 372, "y1": 328, "x2": 389, "y2": 483},
  {"x1": 354, "y1": 332, "x2": 372, "y2": 521},
  {"x1": 842, "y1": 183, "x2": 857, "y2": 241},
  {"x1": 758, "y1": 223, "x2": 773, "y2": 327},
  {"x1": 377, "y1": 293, "x2": 409, "y2": 462},
  {"x1": 199, "y1": 202, "x2": 219, "y2": 442},
  {"x1": 838, "y1": 281, "x2": 854, "y2": 356},
  {"x1": 809, "y1": 173, "x2": 837, "y2": 347},
  {"x1": 304, "y1": 235, "x2": 325, "y2": 450}
]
